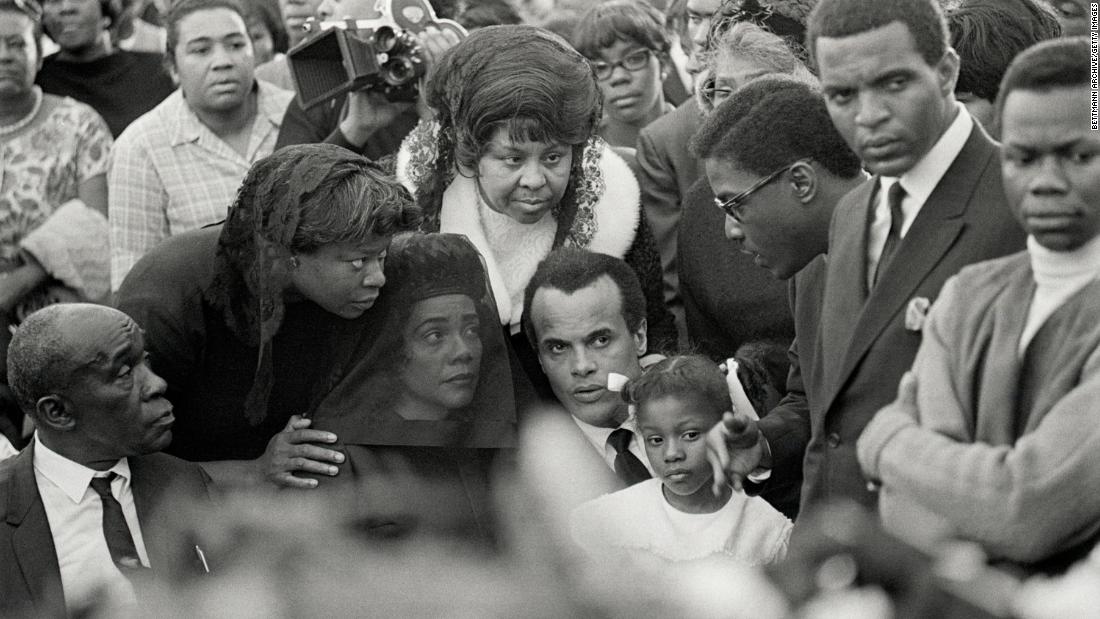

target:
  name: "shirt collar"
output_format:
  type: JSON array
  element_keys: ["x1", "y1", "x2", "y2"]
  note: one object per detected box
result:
[
  {"x1": 571, "y1": 415, "x2": 639, "y2": 448},
  {"x1": 883, "y1": 101, "x2": 973, "y2": 203},
  {"x1": 33, "y1": 435, "x2": 131, "y2": 504},
  {"x1": 169, "y1": 79, "x2": 283, "y2": 147}
]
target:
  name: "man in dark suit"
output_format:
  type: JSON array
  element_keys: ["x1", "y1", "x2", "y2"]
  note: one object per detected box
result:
[
  {"x1": 693, "y1": 77, "x2": 866, "y2": 519},
  {"x1": 0, "y1": 304, "x2": 213, "y2": 618},
  {"x1": 706, "y1": 0, "x2": 1026, "y2": 516}
]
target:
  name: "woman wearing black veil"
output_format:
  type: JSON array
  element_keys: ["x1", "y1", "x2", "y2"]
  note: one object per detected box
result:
[{"x1": 309, "y1": 233, "x2": 516, "y2": 543}]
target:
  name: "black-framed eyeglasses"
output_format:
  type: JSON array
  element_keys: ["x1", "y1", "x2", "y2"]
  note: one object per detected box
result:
[
  {"x1": 714, "y1": 158, "x2": 812, "y2": 221},
  {"x1": 590, "y1": 48, "x2": 653, "y2": 81}
]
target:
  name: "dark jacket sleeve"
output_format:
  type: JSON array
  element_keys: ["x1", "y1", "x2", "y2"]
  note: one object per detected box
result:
[
  {"x1": 624, "y1": 209, "x2": 678, "y2": 355},
  {"x1": 745, "y1": 277, "x2": 811, "y2": 519},
  {"x1": 275, "y1": 96, "x2": 419, "y2": 160}
]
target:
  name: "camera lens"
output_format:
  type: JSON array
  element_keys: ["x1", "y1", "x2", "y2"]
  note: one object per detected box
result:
[
  {"x1": 373, "y1": 25, "x2": 398, "y2": 52},
  {"x1": 383, "y1": 56, "x2": 423, "y2": 85}
]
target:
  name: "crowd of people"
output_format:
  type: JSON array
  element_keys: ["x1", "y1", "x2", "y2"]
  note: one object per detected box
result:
[{"x1": 0, "y1": 0, "x2": 1098, "y2": 615}]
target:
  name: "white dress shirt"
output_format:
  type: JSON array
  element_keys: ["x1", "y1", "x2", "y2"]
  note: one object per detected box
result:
[
  {"x1": 33, "y1": 437, "x2": 150, "y2": 611},
  {"x1": 572, "y1": 416, "x2": 656, "y2": 476},
  {"x1": 866, "y1": 103, "x2": 974, "y2": 289}
]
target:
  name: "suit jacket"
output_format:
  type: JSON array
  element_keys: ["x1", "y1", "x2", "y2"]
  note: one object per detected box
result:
[
  {"x1": 0, "y1": 445, "x2": 214, "y2": 618},
  {"x1": 760, "y1": 123, "x2": 1027, "y2": 515},
  {"x1": 635, "y1": 98, "x2": 703, "y2": 311},
  {"x1": 677, "y1": 176, "x2": 795, "y2": 359}
]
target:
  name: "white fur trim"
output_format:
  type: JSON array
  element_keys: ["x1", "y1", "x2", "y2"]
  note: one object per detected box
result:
[
  {"x1": 395, "y1": 139, "x2": 643, "y2": 327},
  {"x1": 585, "y1": 144, "x2": 640, "y2": 259}
]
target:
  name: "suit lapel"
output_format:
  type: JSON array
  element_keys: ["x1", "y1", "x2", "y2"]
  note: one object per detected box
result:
[
  {"x1": 819, "y1": 180, "x2": 873, "y2": 392},
  {"x1": 6, "y1": 445, "x2": 64, "y2": 608},
  {"x1": 128, "y1": 456, "x2": 169, "y2": 575},
  {"x1": 822, "y1": 127, "x2": 995, "y2": 415}
]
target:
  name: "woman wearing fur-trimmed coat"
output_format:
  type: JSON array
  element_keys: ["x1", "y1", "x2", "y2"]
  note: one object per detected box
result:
[{"x1": 395, "y1": 26, "x2": 675, "y2": 402}]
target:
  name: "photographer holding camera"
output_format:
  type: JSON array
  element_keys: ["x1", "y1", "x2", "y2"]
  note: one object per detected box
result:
[{"x1": 274, "y1": 0, "x2": 461, "y2": 159}]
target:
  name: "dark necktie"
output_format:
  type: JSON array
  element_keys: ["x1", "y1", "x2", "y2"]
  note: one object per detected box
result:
[
  {"x1": 89, "y1": 474, "x2": 144, "y2": 571},
  {"x1": 608, "y1": 427, "x2": 651, "y2": 486},
  {"x1": 874, "y1": 181, "x2": 907, "y2": 287}
]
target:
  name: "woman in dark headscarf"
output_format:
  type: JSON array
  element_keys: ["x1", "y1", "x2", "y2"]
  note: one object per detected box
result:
[
  {"x1": 309, "y1": 233, "x2": 515, "y2": 543},
  {"x1": 395, "y1": 25, "x2": 676, "y2": 399},
  {"x1": 116, "y1": 144, "x2": 420, "y2": 488}
]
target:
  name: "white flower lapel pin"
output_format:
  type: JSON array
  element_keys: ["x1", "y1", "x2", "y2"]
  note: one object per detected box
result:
[{"x1": 905, "y1": 297, "x2": 931, "y2": 332}]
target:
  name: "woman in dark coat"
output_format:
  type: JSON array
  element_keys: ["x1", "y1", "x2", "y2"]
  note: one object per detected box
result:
[{"x1": 116, "y1": 144, "x2": 420, "y2": 488}]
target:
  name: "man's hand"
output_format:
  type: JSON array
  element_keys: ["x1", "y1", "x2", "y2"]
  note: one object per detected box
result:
[
  {"x1": 339, "y1": 90, "x2": 416, "y2": 148},
  {"x1": 706, "y1": 410, "x2": 766, "y2": 495},
  {"x1": 258, "y1": 415, "x2": 345, "y2": 489}
]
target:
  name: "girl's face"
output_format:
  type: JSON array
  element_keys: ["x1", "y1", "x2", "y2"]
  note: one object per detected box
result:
[
  {"x1": 591, "y1": 38, "x2": 664, "y2": 126},
  {"x1": 475, "y1": 127, "x2": 573, "y2": 224},
  {"x1": 638, "y1": 392, "x2": 723, "y2": 513}
]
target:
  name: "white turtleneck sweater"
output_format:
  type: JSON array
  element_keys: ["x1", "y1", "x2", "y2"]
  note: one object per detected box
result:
[{"x1": 1019, "y1": 234, "x2": 1100, "y2": 355}]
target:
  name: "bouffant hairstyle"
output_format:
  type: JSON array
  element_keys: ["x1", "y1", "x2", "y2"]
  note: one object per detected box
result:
[
  {"x1": 572, "y1": 0, "x2": 671, "y2": 60},
  {"x1": 421, "y1": 25, "x2": 602, "y2": 231},
  {"x1": 948, "y1": 0, "x2": 1060, "y2": 104},
  {"x1": 994, "y1": 37, "x2": 1092, "y2": 124},
  {"x1": 690, "y1": 76, "x2": 862, "y2": 179},
  {"x1": 522, "y1": 248, "x2": 647, "y2": 349},
  {"x1": 623, "y1": 355, "x2": 730, "y2": 423},
  {"x1": 806, "y1": 0, "x2": 949, "y2": 68}
]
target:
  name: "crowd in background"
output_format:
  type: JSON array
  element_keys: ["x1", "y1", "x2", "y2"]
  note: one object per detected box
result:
[{"x1": 0, "y1": 0, "x2": 1099, "y2": 616}]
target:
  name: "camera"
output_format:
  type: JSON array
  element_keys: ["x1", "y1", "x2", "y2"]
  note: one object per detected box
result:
[{"x1": 286, "y1": 0, "x2": 465, "y2": 109}]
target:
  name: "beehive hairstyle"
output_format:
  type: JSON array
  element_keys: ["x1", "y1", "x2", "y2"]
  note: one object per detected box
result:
[{"x1": 419, "y1": 25, "x2": 602, "y2": 238}]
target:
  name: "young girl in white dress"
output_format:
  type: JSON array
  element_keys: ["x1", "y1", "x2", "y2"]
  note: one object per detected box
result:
[{"x1": 570, "y1": 355, "x2": 792, "y2": 566}]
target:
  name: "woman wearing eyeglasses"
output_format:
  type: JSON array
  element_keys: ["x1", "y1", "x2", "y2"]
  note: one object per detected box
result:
[
  {"x1": 573, "y1": 0, "x2": 674, "y2": 150},
  {"x1": 396, "y1": 25, "x2": 676, "y2": 402}
]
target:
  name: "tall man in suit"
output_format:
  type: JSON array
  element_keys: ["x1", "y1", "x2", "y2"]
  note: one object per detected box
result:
[
  {"x1": 858, "y1": 37, "x2": 1100, "y2": 575},
  {"x1": 523, "y1": 249, "x2": 656, "y2": 493},
  {"x1": 707, "y1": 0, "x2": 1025, "y2": 515},
  {"x1": 0, "y1": 304, "x2": 213, "y2": 618}
]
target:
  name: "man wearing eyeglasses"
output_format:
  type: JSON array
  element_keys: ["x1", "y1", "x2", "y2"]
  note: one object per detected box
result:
[
  {"x1": 705, "y1": 0, "x2": 1025, "y2": 517},
  {"x1": 693, "y1": 77, "x2": 864, "y2": 519}
]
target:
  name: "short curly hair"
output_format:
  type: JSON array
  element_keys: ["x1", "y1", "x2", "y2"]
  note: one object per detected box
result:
[
  {"x1": 948, "y1": 0, "x2": 1061, "y2": 104},
  {"x1": 165, "y1": 0, "x2": 249, "y2": 67},
  {"x1": 994, "y1": 37, "x2": 1092, "y2": 124},
  {"x1": 690, "y1": 75, "x2": 862, "y2": 179},
  {"x1": 806, "y1": 0, "x2": 949, "y2": 69},
  {"x1": 8, "y1": 305, "x2": 77, "y2": 416},
  {"x1": 572, "y1": 0, "x2": 671, "y2": 60},
  {"x1": 623, "y1": 355, "x2": 730, "y2": 423},
  {"x1": 522, "y1": 248, "x2": 647, "y2": 350}
]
